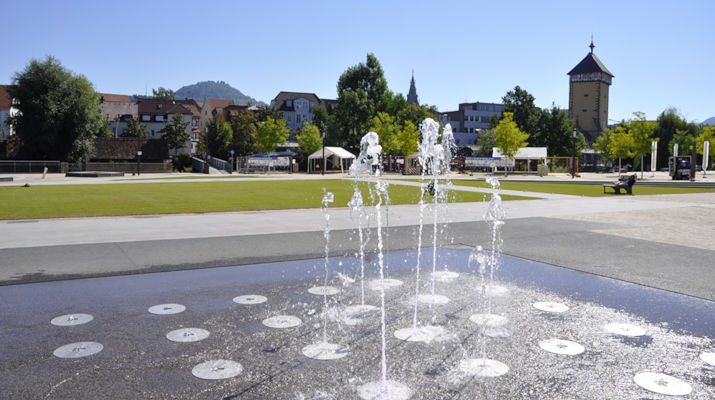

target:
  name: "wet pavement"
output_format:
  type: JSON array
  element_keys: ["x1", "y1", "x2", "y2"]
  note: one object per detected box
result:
[{"x1": 1, "y1": 248, "x2": 712, "y2": 399}]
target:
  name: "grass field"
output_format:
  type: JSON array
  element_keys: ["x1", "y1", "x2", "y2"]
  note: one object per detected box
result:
[
  {"x1": 0, "y1": 179, "x2": 532, "y2": 220},
  {"x1": 449, "y1": 180, "x2": 715, "y2": 197}
]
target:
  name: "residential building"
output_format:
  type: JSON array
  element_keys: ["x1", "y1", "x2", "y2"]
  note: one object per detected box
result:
[
  {"x1": 0, "y1": 85, "x2": 18, "y2": 140},
  {"x1": 98, "y1": 93, "x2": 137, "y2": 137},
  {"x1": 568, "y1": 40, "x2": 613, "y2": 144},
  {"x1": 444, "y1": 102, "x2": 505, "y2": 146},
  {"x1": 270, "y1": 92, "x2": 321, "y2": 140},
  {"x1": 199, "y1": 98, "x2": 235, "y2": 134},
  {"x1": 136, "y1": 99, "x2": 193, "y2": 153}
]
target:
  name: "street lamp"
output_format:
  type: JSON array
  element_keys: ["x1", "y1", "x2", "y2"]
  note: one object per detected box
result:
[
  {"x1": 321, "y1": 130, "x2": 325, "y2": 176},
  {"x1": 137, "y1": 150, "x2": 142, "y2": 176},
  {"x1": 571, "y1": 129, "x2": 577, "y2": 179}
]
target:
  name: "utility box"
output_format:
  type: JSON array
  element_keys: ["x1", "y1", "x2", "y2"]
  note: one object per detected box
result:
[{"x1": 669, "y1": 156, "x2": 692, "y2": 180}]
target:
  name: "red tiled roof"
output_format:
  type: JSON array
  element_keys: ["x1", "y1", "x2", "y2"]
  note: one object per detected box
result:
[
  {"x1": 0, "y1": 85, "x2": 12, "y2": 109},
  {"x1": 204, "y1": 98, "x2": 234, "y2": 111},
  {"x1": 98, "y1": 93, "x2": 131, "y2": 102}
]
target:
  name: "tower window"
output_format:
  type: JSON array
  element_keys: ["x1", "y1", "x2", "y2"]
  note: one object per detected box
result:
[
  {"x1": 584, "y1": 94, "x2": 589, "y2": 97},
  {"x1": 582, "y1": 109, "x2": 587, "y2": 113}
]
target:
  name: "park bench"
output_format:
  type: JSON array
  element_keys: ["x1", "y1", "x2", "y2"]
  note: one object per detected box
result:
[{"x1": 602, "y1": 174, "x2": 637, "y2": 195}]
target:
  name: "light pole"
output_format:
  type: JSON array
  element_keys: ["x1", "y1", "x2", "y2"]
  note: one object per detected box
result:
[
  {"x1": 137, "y1": 150, "x2": 142, "y2": 176},
  {"x1": 321, "y1": 130, "x2": 325, "y2": 176},
  {"x1": 571, "y1": 129, "x2": 577, "y2": 179}
]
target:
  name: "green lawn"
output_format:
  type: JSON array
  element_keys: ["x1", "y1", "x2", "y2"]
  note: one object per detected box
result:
[
  {"x1": 450, "y1": 180, "x2": 715, "y2": 197},
  {"x1": 0, "y1": 180, "x2": 533, "y2": 220}
]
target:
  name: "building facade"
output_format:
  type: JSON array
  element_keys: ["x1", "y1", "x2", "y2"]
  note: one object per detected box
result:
[
  {"x1": 444, "y1": 102, "x2": 504, "y2": 146},
  {"x1": 568, "y1": 41, "x2": 613, "y2": 144},
  {"x1": 98, "y1": 93, "x2": 138, "y2": 137},
  {"x1": 270, "y1": 92, "x2": 321, "y2": 139},
  {"x1": 0, "y1": 85, "x2": 18, "y2": 140}
]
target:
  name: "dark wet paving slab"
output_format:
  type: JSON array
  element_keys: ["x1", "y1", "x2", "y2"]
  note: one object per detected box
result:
[{"x1": 0, "y1": 248, "x2": 713, "y2": 399}]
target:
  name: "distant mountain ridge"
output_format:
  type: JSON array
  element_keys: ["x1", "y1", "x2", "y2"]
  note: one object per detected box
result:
[
  {"x1": 175, "y1": 81, "x2": 265, "y2": 106},
  {"x1": 701, "y1": 116, "x2": 715, "y2": 126}
]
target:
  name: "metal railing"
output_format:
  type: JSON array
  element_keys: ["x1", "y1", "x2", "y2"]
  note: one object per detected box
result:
[
  {"x1": 0, "y1": 160, "x2": 61, "y2": 173},
  {"x1": 207, "y1": 156, "x2": 232, "y2": 174}
]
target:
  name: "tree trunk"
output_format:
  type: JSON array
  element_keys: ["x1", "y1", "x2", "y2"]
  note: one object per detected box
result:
[{"x1": 618, "y1": 158, "x2": 622, "y2": 173}]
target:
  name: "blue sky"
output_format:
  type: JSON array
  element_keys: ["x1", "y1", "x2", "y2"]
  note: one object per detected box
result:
[{"x1": 4, "y1": 0, "x2": 713, "y2": 123}]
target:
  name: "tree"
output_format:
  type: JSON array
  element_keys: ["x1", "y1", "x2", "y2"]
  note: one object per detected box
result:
[
  {"x1": 255, "y1": 104, "x2": 283, "y2": 122},
  {"x1": 202, "y1": 110, "x2": 233, "y2": 159},
  {"x1": 654, "y1": 108, "x2": 698, "y2": 167},
  {"x1": 494, "y1": 112, "x2": 529, "y2": 174},
  {"x1": 8, "y1": 56, "x2": 104, "y2": 161},
  {"x1": 498, "y1": 86, "x2": 539, "y2": 135},
  {"x1": 395, "y1": 120, "x2": 419, "y2": 156},
  {"x1": 669, "y1": 128, "x2": 695, "y2": 157},
  {"x1": 255, "y1": 116, "x2": 290, "y2": 153},
  {"x1": 627, "y1": 112, "x2": 658, "y2": 178},
  {"x1": 369, "y1": 112, "x2": 400, "y2": 154},
  {"x1": 696, "y1": 125, "x2": 715, "y2": 170},
  {"x1": 533, "y1": 105, "x2": 581, "y2": 156},
  {"x1": 608, "y1": 125, "x2": 634, "y2": 172},
  {"x1": 160, "y1": 113, "x2": 191, "y2": 156},
  {"x1": 122, "y1": 116, "x2": 148, "y2": 138},
  {"x1": 333, "y1": 53, "x2": 389, "y2": 150},
  {"x1": 296, "y1": 121, "x2": 322, "y2": 155},
  {"x1": 229, "y1": 109, "x2": 257, "y2": 156},
  {"x1": 152, "y1": 87, "x2": 175, "y2": 100},
  {"x1": 475, "y1": 129, "x2": 496, "y2": 157}
]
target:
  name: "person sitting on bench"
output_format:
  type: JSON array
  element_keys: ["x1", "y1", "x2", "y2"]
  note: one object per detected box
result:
[{"x1": 613, "y1": 174, "x2": 637, "y2": 194}]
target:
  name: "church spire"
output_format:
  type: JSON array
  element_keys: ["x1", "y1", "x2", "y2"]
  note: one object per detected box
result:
[{"x1": 407, "y1": 70, "x2": 419, "y2": 106}]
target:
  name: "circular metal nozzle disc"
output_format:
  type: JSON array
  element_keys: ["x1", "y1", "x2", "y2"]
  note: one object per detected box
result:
[
  {"x1": 469, "y1": 313, "x2": 508, "y2": 327},
  {"x1": 148, "y1": 303, "x2": 186, "y2": 315},
  {"x1": 192, "y1": 360, "x2": 243, "y2": 380},
  {"x1": 301, "y1": 341, "x2": 349, "y2": 360},
  {"x1": 700, "y1": 351, "x2": 715, "y2": 366},
  {"x1": 233, "y1": 295, "x2": 267, "y2": 305},
  {"x1": 262, "y1": 315, "x2": 302, "y2": 329},
  {"x1": 539, "y1": 338, "x2": 585, "y2": 355},
  {"x1": 458, "y1": 358, "x2": 509, "y2": 377},
  {"x1": 368, "y1": 279, "x2": 403, "y2": 291},
  {"x1": 53, "y1": 341, "x2": 103, "y2": 358},
  {"x1": 633, "y1": 372, "x2": 692, "y2": 396},
  {"x1": 533, "y1": 301, "x2": 569, "y2": 313},
  {"x1": 394, "y1": 325, "x2": 448, "y2": 343},
  {"x1": 604, "y1": 323, "x2": 646, "y2": 337},
  {"x1": 431, "y1": 270, "x2": 459, "y2": 282},
  {"x1": 51, "y1": 313, "x2": 93, "y2": 326},
  {"x1": 416, "y1": 294, "x2": 450, "y2": 305},
  {"x1": 166, "y1": 328, "x2": 210, "y2": 343},
  {"x1": 357, "y1": 380, "x2": 413, "y2": 400},
  {"x1": 308, "y1": 286, "x2": 340, "y2": 296}
]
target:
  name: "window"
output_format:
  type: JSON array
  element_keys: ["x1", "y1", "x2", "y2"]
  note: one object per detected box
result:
[
  {"x1": 296, "y1": 114, "x2": 301, "y2": 123},
  {"x1": 156, "y1": 115, "x2": 164, "y2": 122},
  {"x1": 286, "y1": 100, "x2": 292, "y2": 107},
  {"x1": 141, "y1": 115, "x2": 150, "y2": 121}
]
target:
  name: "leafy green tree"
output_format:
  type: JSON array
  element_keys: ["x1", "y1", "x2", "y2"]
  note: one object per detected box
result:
[
  {"x1": 334, "y1": 53, "x2": 389, "y2": 150},
  {"x1": 122, "y1": 116, "x2": 148, "y2": 138},
  {"x1": 369, "y1": 112, "x2": 400, "y2": 154},
  {"x1": 654, "y1": 108, "x2": 698, "y2": 167},
  {"x1": 255, "y1": 104, "x2": 283, "y2": 122},
  {"x1": 202, "y1": 110, "x2": 233, "y2": 159},
  {"x1": 229, "y1": 109, "x2": 257, "y2": 156},
  {"x1": 475, "y1": 129, "x2": 496, "y2": 156},
  {"x1": 395, "y1": 120, "x2": 419, "y2": 157},
  {"x1": 497, "y1": 86, "x2": 539, "y2": 135},
  {"x1": 255, "y1": 116, "x2": 290, "y2": 153},
  {"x1": 670, "y1": 128, "x2": 695, "y2": 156},
  {"x1": 627, "y1": 112, "x2": 658, "y2": 178},
  {"x1": 8, "y1": 56, "x2": 104, "y2": 161},
  {"x1": 608, "y1": 125, "x2": 634, "y2": 172},
  {"x1": 161, "y1": 113, "x2": 191, "y2": 156},
  {"x1": 534, "y1": 105, "x2": 581, "y2": 156},
  {"x1": 296, "y1": 121, "x2": 322, "y2": 155},
  {"x1": 696, "y1": 125, "x2": 714, "y2": 156},
  {"x1": 152, "y1": 87, "x2": 175, "y2": 100},
  {"x1": 494, "y1": 112, "x2": 529, "y2": 174}
]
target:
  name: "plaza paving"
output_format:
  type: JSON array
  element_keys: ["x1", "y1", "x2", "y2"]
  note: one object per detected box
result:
[{"x1": 0, "y1": 173, "x2": 713, "y2": 398}]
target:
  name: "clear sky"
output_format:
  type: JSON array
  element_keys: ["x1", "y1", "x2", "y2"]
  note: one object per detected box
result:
[{"x1": 4, "y1": 0, "x2": 713, "y2": 123}]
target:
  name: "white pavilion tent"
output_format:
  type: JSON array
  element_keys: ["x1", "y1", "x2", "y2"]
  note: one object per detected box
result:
[{"x1": 307, "y1": 147, "x2": 356, "y2": 173}]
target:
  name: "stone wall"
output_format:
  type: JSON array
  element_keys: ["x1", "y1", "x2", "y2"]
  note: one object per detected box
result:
[{"x1": 86, "y1": 161, "x2": 172, "y2": 173}]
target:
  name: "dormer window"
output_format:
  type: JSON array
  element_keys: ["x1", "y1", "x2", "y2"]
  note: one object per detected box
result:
[
  {"x1": 156, "y1": 115, "x2": 164, "y2": 122},
  {"x1": 286, "y1": 100, "x2": 292, "y2": 107},
  {"x1": 141, "y1": 115, "x2": 151, "y2": 122}
]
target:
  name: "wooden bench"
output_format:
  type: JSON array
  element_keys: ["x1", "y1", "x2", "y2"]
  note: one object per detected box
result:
[{"x1": 602, "y1": 174, "x2": 637, "y2": 195}]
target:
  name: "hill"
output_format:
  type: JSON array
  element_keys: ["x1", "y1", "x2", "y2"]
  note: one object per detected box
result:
[
  {"x1": 700, "y1": 116, "x2": 715, "y2": 126},
  {"x1": 175, "y1": 81, "x2": 265, "y2": 105}
]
